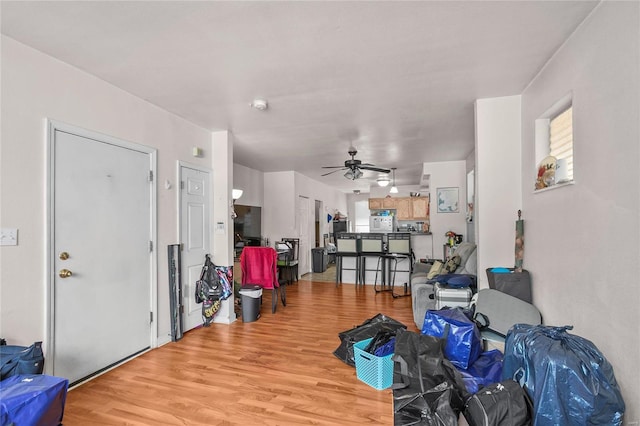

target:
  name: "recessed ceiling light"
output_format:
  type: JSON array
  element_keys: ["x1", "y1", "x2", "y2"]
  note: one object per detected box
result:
[{"x1": 251, "y1": 99, "x2": 268, "y2": 111}]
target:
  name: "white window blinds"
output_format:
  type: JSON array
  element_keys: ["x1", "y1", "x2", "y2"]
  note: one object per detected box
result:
[{"x1": 549, "y1": 106, "x2": 573, "y2": 181}]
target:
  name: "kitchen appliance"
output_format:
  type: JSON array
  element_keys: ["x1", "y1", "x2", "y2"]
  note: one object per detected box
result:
[{"x1": 370, "y1": 216, "x2": 395, "y2": 232}]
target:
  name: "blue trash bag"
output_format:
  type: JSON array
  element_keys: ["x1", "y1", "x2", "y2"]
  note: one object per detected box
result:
[
  {"x1": 0, "y1": 342, "x2": 44, "y2": 380},
  {"x1": 502, "y1": 324, "x2": 625, "y2": 425},
  {"x1": 457, "y1": 349, "x2": 503, "y2": 394},
  {"x1": 0, "y1": 374, "x2": 69, "y2": 426},
  {"x1": 421, "y1": 308, "x2": 482, "y2": 370}
]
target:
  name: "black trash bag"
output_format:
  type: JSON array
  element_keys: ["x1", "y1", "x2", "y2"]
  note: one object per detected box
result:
[
  {"x1": 392, "y1": 330, "x2": 469, "y2": 425},
  {"x1": 333, "y1": 313, "x2": 406, "y2": 367},
  {"x1": 0, "y1": 341, "x2": 45, "y2": 380}
]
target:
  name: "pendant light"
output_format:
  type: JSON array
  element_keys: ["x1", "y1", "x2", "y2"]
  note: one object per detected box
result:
[{"x1": 389, "y1": 168, "x2": 398, "y2": 193}]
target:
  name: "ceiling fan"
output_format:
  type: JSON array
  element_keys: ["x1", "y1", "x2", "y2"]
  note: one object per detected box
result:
[{"x1": 321, "y1": 146, "x2": 391, "y2": 180}]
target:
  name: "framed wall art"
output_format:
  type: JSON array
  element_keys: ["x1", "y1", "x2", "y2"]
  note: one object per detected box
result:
[{"x1": 437, "y1": 187, "x2": 459, "y2": 213}]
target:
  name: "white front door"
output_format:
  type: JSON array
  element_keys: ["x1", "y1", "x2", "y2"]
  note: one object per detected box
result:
[
  {"x1": 51, "y1": 125, "x2": 153, "y2": 385},
  {"x1": 179, "y1": 164, "x2": 211, "y2": 331},
  {"x1": 297, "y1": 196, "x2": 310, "y2": 276}
]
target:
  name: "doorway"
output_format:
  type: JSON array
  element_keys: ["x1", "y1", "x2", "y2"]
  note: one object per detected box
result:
[
  {"x1": 297, "y1": 196, "x2": 311, "y2": 276},
  {"x1": 48, "y1": 121, "x2": 155, "y2": 385},
  {"x1": 314, "y1": 200, "x2": 322, "y2": 247},
  {"x1": 179, "y1": 163, "x2": 212, "y2": 331}
]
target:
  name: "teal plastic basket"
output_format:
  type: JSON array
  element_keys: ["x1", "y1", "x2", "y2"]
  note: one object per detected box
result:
[{"x1": 353, "y1": 338, "x2": 394, "y2": 390}]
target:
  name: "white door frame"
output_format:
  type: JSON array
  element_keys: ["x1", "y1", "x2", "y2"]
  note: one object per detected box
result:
[
  {"x1": 46, "y1": 119, "x2": 158, "y2": 374},
  {"x1": 176, "y1": 161, "x2": 213, "y2": 330}
]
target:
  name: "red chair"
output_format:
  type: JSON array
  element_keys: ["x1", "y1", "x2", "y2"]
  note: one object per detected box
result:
[{"x1": 240, "y1": 247, "x2": 286, "y2": 313}]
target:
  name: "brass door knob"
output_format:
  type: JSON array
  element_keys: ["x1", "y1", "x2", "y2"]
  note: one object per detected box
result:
[
  {"x1": 59, "y1": 252, "x2": 70, "y2": 260},
  {"x1": 59, "y1": 269, "x2": 73, "y2": 278}
]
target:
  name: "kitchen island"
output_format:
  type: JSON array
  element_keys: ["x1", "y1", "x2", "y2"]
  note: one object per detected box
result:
[{"x1": 335, "y1": 232, "x2": 433, "y2": 286}]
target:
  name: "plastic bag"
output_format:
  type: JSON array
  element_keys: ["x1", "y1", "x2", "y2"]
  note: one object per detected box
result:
[
  {"x1": 0, "y1": 375, "x2": 68, "y2": 425},
  {"x1": 457, "y1": 349, "x2": 503, "y2": 394},
  {"x1": 421, "y1": 308, "x2": 482, "y2": 370},
  {"x1": 333, "y1": 314, "x2": 406, "y2": 367},
  {"x1": 0, "y1": 342, "x2": 44, "y2": 380},
  {"x1": 392, "y1": 330, "x2": 469, "y2": 425},
  {"x1": 502, "y1": 324, "x2": 625, "y2": 425}
]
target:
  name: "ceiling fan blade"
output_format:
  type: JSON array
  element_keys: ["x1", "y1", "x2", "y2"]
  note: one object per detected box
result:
[
  {"x1": 360, "y1": 165, "x2": 391, "y2": 174},
  {"x1": 321, "y1": 168, "x2": 347, "y2": 176},
  {"x1": 321, "y1": 166, "x2": 346, "y2": 169}
]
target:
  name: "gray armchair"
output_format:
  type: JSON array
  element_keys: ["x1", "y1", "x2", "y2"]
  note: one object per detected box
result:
[{"x1": 410, "y1": 242, "x2": 477, "y2": 329}]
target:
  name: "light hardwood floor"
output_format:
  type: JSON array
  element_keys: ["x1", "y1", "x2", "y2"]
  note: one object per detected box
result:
[{"x1": 63, "y1": 278, "x2": 420, "y2": 425}]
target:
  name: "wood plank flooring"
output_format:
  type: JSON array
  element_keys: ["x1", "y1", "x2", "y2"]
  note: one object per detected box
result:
[{"x1": 63, "y1": 278, "x2": 420, "y2": 425}]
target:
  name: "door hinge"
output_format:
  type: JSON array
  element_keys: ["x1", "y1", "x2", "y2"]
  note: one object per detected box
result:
[
  {"x1": 150, "y1": 312, "x2": 153, "y2": 323},
  {"x1": 180, "y1": 243, "x2": 184, "y2": 251},
  {"x1": 180, "y1": 181, "x2": 185, "y2": 190},
  {"x1": 149, "y1": 241, "x2": 153, "y2": 252},
  {"x1": 149, "y1": 170, "x2": 154, "y2": 182}
]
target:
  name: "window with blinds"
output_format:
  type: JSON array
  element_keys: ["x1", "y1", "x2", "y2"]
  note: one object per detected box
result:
[{"x1": 549, "y1": 106, "x2": 573, "y2": 182}]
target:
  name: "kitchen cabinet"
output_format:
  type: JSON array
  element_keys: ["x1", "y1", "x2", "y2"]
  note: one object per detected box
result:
[
  {"x1": 368, "y1": 198, "x2": 383, "y2": 210},
  {"x1": 368, "y1": 196, "x2": 430, "y2": 220},
  {"x1": 382, "y1": 197, "x2": 396, "y2": 209},
  {"x1": 411, "y1": 197, "x2": 429, "y2": 219},
  {"x1": 395, "y1": 198, "x2": 412, "y2": 220}
]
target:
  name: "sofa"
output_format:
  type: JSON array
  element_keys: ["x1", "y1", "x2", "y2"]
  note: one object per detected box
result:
[{"x1": 410, "y1": 242, "x2": 477, "y2": 329}]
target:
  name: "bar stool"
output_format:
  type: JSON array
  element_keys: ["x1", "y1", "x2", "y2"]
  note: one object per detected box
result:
[
  {"x1": 335, "y1": 233, "x2": 361, "y2": 287},
  {"x1": 358, "y1": 233, "x2": 387, "y2": 292},
  {"x1": 382, "y1": 233, "x2": 414, "y2": 298}
]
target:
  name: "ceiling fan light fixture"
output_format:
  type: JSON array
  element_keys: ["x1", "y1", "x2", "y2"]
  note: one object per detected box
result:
[{"x1": 344, "y1": 168, "x2": 363, "y2": 180}]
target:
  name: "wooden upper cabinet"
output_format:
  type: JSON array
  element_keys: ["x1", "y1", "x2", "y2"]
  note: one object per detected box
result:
[
  {"x1": 369, "y1": 196, "x2": 429, "y2": 220},
  {"x1": 382, "y1": 197, "x2": 396, "y2": 209},
  {"x1": 368, "y1": 198, "x2": 383, "y2": 210},
  {"x1": 395, "y1": 198, "x2": 412, "y2": 220},
  {"x1": 411, "y1": 197, "x2": 429, "y2": 219}
]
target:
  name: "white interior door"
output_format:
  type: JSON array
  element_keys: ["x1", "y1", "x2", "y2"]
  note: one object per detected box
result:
[
  {"x1": 297, "y1": 196, "x2": 310, "y2": 275},
  {"x1": 52, "y1": 127, "x2": 153, "y2": 385},
  {"x1": 179, "y1": 165, "x2": 211, "y2": 331}
]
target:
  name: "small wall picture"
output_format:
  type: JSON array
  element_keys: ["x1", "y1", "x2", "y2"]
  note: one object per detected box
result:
[{"x1": 437, "y1": 187, "x2": 459, "y2": 213}]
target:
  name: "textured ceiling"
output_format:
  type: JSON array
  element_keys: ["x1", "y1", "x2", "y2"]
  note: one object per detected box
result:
[{"x1": 1, "y1": 1, "x2": 598, "y2": 192}]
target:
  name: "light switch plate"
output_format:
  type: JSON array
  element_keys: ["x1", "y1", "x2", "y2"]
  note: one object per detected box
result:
[{"x1": 0, "y1": 228, "x2": 18, "y2": 246}]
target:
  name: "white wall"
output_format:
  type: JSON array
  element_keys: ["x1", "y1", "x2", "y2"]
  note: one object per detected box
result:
[
  {"x1": 422, "y1": 161, "x2": 467, "y2": 258},
  {"x1": 474, "y1": 96, "x2": 522, "y2": 288},
  {"x1": 0, "y1": 37, "x2": 234, "y2": 348},
  {"x1": 243, "y1": 168, "x2": 348, "y2": 251},
  {"x1": 294, "y1": 172, "x2": 348, "y2": 232},
  {"x1": 263, "y1": 171, "x2": 296, "y2": 246},
  {"x1": 521, "y1": 2, "x2": 639, "y2": 417},
  {"x1": 233, "y1": 163, "x2": 264, "y2": 208}
]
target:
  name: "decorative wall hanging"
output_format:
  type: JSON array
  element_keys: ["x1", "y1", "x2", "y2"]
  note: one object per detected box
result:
[{"x1": 437, "y1": 187, "x2": 459, "y2": 213}]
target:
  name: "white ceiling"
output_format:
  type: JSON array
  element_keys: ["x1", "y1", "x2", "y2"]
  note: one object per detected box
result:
[{"x1": 1, "y1": 1, "x2": 598, "y2": 193}]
